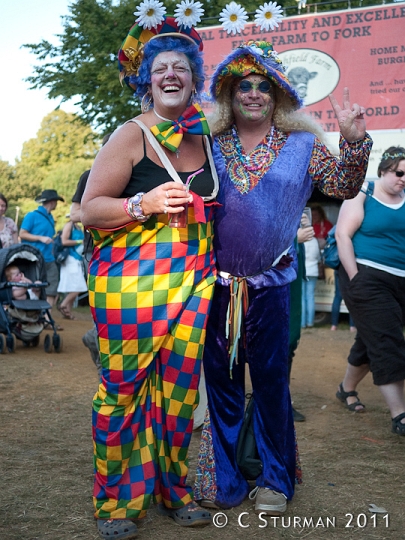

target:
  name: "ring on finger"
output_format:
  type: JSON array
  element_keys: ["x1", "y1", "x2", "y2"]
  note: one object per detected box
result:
[
  {"x1": 166, "y1": 191, "x2": 170, "y2": 198},
  {"x1": 164, "y1": 199, "x2": 169, "y2": 207},
  {"x1": 164, "y1": 209, "x2": 168, "y2": 214}
]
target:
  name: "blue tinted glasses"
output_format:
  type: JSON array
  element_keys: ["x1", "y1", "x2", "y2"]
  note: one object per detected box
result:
[{"x1": 238, "y1": 80, "x2": 273, "y2": 94}]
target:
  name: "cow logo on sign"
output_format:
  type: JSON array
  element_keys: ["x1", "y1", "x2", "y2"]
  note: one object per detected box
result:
[{"x1": 278, "y1": 49, "x2": 340, "y2": 106}]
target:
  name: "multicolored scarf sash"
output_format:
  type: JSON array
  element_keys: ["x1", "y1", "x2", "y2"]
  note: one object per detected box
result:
[
  {"x1": 150, "y1": 103, "x2": 210, "y2": 153},
  {"x1": 226, "y1": 277, "x2": 249, "y2": 378}
]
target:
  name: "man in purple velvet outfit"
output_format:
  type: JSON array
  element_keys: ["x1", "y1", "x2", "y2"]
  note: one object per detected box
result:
[{"x1": 194, "y1": 40, "x2": 372, "y2": 515}]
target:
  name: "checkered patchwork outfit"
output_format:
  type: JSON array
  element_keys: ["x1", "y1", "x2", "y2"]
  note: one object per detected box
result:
[{"x1": 88, "y1": 210, "x2": 216, "y2": 519}]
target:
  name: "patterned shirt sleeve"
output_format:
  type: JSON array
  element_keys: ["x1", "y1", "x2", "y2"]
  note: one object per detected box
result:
[{"x1": 309, "y1": 133, "x2": 373, "y2": 199}]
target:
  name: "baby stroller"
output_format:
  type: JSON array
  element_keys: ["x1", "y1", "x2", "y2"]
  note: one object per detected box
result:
[{"x1": 0, "y1": 244, "x2": 63, "y2": 353}]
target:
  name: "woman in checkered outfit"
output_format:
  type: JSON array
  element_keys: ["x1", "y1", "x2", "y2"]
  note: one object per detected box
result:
[{"x1": 81, "y1": 17, "x2": 218, "y2": 540}]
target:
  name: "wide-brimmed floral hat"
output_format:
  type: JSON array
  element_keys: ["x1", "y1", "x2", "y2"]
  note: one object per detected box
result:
[{"x1": 210, "y1": 40, "x2": 302, "y2": 109}]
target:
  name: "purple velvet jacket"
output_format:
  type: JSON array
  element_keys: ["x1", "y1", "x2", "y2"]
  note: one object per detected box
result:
[{"x1": 213, "y1": 130, "x2": 315, "y2": 288}]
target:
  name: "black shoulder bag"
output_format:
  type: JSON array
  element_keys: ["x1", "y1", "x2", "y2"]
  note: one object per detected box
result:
[{"x1": 236, "y1": 394, "x2": 263, "y2": 480}]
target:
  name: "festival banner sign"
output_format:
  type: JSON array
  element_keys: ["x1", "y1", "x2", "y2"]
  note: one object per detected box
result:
[{"x1": 200, "y1": 4, "x2": 405, "y2": 131}]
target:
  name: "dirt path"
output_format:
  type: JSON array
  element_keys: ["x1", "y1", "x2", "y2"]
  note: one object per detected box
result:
[{"x1": 1, "y1": 310, "x2": 404, "y2": 539}]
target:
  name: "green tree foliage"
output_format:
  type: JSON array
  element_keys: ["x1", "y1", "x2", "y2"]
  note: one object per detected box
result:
[
  {"x1": 10, "y1": 109, "x2": 99, "y2": 228},
  {"x1": 0, "y1": 160, "x2": 24, "y2": 228},
  {"x1": 20, "y1": 110, "x2": 97, "y2": 169},
  {"x1": 0, "y1": 159, "x2": 16, "y2": 201},
  {"x1": 25, "y1": 0, "x2": 139, "y2": 134}
]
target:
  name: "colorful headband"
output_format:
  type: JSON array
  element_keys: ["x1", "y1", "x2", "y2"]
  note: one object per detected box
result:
[
  {"x1": 210, "y1": 40, "x2": 302, "y2": 109},
  {"x1": 381, "y1": 151, "x2": 405, "y2": 161},
  {"x1": 118, "y1": 1, "x2": 204, "y2": 88}
]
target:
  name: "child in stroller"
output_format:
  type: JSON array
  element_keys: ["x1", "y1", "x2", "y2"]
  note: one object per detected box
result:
[
  {"x1": 4, "y1": 264, "x2": 41, "y2": 300},
  {"x1": 0, "y1": 244, "x2": 63, "y2": 353}
]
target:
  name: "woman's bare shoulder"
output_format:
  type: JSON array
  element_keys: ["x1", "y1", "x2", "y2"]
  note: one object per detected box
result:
[
  {"x1": 98, "y1": 117, "x2": 148, "y2": 165},
  {"x1": 111, "y1": 117, "x2": 144, "y2": 144}
]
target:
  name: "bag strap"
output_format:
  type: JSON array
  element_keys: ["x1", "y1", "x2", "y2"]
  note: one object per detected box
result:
[
  {"x1": 35, "y1": 209, "x2": 54, "y2": 228},
  {"x1": 131, "y1": 119, "x2": 183, "y2": 184},
  {"x1": 129, "y1": 119, "x2": 219, "y2": 201},
  {"x1": 203, "y1": 135, "x2": 219, "y2": 201}
]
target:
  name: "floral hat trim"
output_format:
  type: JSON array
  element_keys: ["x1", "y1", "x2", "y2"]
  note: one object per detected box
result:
[
  {"x1": 118, "y1": 1, "x2": 204, "y2": 88},
  {"x1": 210, "y1": 41, "x2": 302, "y2": 109},
  {"x1": 220, "y1": 2, "x2": 283, "y2": 35}
]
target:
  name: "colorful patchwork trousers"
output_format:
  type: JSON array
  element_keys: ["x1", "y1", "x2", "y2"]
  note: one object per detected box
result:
[{"x1": 88, "y1": 215, "x2": 215, "y2": 519}]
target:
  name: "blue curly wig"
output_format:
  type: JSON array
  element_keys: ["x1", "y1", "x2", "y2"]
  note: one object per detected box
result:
[{"x1": 129, "y1": 37, "x2": 205, "y2": 101}]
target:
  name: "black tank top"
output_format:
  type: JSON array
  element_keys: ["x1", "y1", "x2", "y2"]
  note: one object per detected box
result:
[{"x1": 121, "y1": 133, "x2": 215, "y2": 198}]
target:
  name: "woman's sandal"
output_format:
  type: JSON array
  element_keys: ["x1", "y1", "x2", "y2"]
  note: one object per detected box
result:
[
  {"x1": 97, "y1": 519, "x2": 138, "y2": 539},
  {"x1": 391, "y1": 412, "x2": 405, "y2": 436},
  {"x1": 157, "y1": 501, "x2": 211, "y2": 527},
  {"x1": 57, "y1": 304, "x2": 75, "y2": 320},
  {"x1": 336, "y1": 383, "x2": 365, "y2": 413},
  {"x1": 197, "y1": 498, "x2": 221, "y2": 510}
]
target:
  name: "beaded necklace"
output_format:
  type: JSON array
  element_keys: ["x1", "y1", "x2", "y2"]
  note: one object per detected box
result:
[
  {"x1": 219, "y1": 126, "x2": 276, "y2": 194},
  {"x1": 232, "y1": 125, "x2": 274, "y2": 172}
]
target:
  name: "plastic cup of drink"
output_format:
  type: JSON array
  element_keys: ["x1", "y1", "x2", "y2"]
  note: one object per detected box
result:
[
  {"x1": 169, "y1": 187, "x2": 189, "y2": 228},
  {"x1": 301, "y1": 206, "x2": 312, "y2": 228}
]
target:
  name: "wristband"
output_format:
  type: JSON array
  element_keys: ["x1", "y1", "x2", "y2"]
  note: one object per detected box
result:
[
  {"x1": 123, "y1": 192, "x2": 151, "y2": 222},
  {"x1": 123, "y1": 197, "x2": 131, "y2": 219}
]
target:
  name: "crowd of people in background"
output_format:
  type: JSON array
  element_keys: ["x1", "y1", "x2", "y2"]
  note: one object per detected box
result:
[
  {"x1": 2, "y1": 190, "x2": 357, "y2": 334},
  {"x1": 0, "y1": 185, "x2": 361, "y2": 371}
]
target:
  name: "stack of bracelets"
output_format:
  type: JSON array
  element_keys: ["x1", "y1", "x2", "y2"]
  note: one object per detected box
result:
[{"x1": 123, "y1": 192, "x2": 151, "y2": 223}]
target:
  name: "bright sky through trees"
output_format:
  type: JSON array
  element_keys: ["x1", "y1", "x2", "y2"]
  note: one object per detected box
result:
[{"x1": 0, "y1": 0, "x2": 75, "y2": 164}]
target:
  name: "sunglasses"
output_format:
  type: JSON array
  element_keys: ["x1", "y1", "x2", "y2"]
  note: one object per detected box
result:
[
  {"x1": 238, "y1": 80, "x2": 273, "y2": 94},
  {"x1": 390, "y1": 169, "x2": 405, "y2": 178}
]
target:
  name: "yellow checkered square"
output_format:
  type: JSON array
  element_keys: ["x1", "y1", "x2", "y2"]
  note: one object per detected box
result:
[
  {"x1": 152, "y1": 274, "x2": 170, "y2": 291},
  {"x1": 94, "y1": 275, "x2": 108, "y2": 292}
]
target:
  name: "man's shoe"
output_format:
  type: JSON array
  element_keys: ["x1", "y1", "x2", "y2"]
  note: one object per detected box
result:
[
  {"x1": 249, "y1": 487, "x2": 287, "y2": 515},
  {"x1": 293, "y1": 407, "x2": 306, "y2": 422}
]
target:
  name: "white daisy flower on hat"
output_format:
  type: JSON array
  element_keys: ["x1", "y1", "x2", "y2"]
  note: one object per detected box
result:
[
  {"x1": 174, "y1": 0, "x2": 204, "y2": 29},
  {"x1": 134, "y1": 0, "x2": 166, "y2": 30},
  {"x1": 255, "y1": 2, "x2": 283, "y2": 32},
  {"x1": 219, "y1": 2, "x2": 248, "y2": 35}
]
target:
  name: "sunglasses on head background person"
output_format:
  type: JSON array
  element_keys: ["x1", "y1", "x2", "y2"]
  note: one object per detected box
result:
[{"x1": 237, "y1": 80, "x2": 274, "y2": 94}]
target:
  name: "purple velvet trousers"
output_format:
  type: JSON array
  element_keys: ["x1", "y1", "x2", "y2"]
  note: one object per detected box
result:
[{"x1": 203, "y1": 282, "x2": 296, "y2": 508}]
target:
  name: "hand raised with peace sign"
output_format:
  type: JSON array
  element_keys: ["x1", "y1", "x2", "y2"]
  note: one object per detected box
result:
[{"x1": 329, "y1": 87, "x2": 366, "y2": 143}]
